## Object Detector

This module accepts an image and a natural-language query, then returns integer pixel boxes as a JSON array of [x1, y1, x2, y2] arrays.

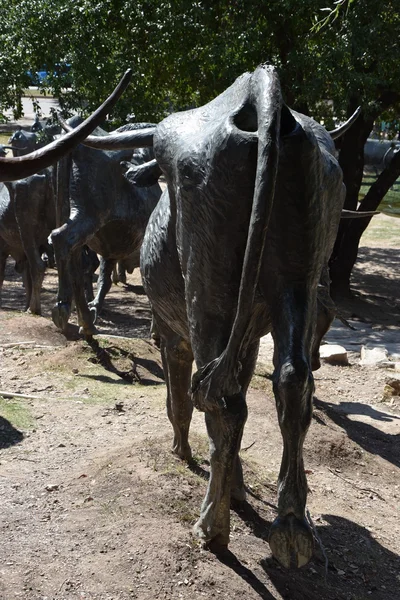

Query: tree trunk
[[329, 106, 375, 297], [330, 148, 400, 297], [329, 90, 400, 297]]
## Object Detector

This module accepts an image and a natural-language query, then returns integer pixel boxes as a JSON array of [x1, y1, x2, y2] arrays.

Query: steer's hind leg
[[20, 262, 33, 311], [230, 340, 260, 502], [82, 247, 99, 303], [51, 219, 96, 333], [69, 249, 98, 337], [193, 390, 248, 549], [117, 262, 127, 284], [268, 288, 315, 568], [23, 243, 45, 315], [312, 266, 336, 370], [158, 318, 194, 461]]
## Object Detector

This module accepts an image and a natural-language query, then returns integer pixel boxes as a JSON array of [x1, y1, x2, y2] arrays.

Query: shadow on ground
[[218, 507, 400, 600], [336, 246, 400, 328], [0, 416, 23, 449], [314, 396, 400, 469]]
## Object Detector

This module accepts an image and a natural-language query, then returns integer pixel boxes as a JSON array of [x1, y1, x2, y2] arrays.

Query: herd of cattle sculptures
[[1, 65, 365, 568]]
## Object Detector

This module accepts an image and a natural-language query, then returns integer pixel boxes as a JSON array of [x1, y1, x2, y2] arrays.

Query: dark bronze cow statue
[[50, 118, 161, 336], [0, 70, 132, 315], [77, 65, 360, 568]]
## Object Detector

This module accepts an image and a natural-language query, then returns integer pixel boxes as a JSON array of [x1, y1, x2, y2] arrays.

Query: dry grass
[[361, 213, 400, 248], [0, 132, 12, 146]]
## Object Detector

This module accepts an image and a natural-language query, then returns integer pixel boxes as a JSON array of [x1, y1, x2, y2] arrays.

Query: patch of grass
[[168, 497, 199, 525], [40, 340, 149, 405], [142, 434, 209, 478], [0, 311, 25, 322], [138, 435, 207, 525], [251, 374, 272, 392], [360, 213, 400, 247], [190, 432, 209, 458], [0, 133, 12, 146], [251, 361, 274, 392], [0, 396, 35, 430]]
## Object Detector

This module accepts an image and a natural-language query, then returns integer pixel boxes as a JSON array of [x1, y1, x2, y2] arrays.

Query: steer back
[[153, 65, 281, 410]]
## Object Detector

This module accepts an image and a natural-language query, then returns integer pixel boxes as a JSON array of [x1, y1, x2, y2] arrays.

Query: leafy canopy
[[0, 0, 399, 128]]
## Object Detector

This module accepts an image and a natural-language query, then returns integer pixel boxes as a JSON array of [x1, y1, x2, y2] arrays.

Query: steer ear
[[122, 159, 162, 187]]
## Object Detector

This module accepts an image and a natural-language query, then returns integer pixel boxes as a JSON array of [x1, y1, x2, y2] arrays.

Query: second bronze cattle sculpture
[[77, 64, 359, 568], [50, 119, 162, 336]]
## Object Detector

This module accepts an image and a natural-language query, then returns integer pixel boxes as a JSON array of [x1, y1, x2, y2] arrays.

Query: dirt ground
[[0, 223, 399, 600]]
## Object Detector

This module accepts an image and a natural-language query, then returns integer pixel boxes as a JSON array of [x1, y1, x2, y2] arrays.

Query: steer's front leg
[[69, 248, 98, 337], [51, 218, 97, 335], [88, 257, 116, 323]]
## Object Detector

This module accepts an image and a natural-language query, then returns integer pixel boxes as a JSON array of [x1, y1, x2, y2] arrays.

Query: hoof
[[27, 307, 41, 316], [172, 443, 192, 462], [204, 537, 229, 555], [269, 514, 313, 568], [52, 302, 71, 332], [311, 355, 321, 371], [193, 521, 229, 552], [78, 323, 98, 337]]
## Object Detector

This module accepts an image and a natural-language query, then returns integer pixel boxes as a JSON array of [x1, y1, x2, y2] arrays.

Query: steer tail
[[192, 65, 281, 411]]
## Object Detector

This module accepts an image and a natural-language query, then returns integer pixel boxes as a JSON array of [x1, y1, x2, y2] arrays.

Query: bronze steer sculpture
[[8, 127, 40, 157], [0, 167, 56, 313], [0, 70, 133, 313], [77, 65, 360, 568], [50, 119, 161, 336]]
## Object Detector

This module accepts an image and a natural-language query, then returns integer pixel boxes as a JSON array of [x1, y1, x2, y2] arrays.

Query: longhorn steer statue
[[7, 119, 61, 157], [0, 167, 56, 313], [364, 137, 400, 175], [77, 65, 360, 568], [0, 142, 102, 316], [50, 119, 162, 336], [8, 128, 38, 157], [0, 70, 133, 312]]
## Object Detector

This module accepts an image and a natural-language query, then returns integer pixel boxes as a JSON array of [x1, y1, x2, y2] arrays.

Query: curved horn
[[0, 69, 132, 182], [59, 116, 155, 150], [341, 209, 380, 218], [328, 107, 361, 140]]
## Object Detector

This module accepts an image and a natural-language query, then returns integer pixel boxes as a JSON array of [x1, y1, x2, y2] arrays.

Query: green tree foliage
[[1, 0, 399, 291], [2, 1, 399, 124]]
